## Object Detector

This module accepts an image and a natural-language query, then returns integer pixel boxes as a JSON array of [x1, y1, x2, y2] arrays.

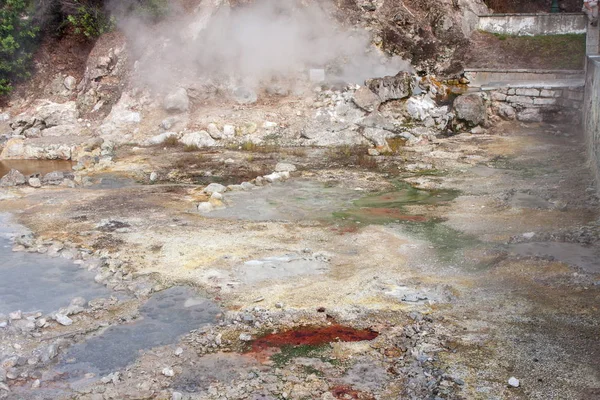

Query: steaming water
[[57, 286, 220, 377], [0, 214, 112, 315]]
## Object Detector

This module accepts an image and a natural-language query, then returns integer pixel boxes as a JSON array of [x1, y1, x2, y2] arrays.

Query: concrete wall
[[478, 13, 587, 36], [583, 56, 600, 190]]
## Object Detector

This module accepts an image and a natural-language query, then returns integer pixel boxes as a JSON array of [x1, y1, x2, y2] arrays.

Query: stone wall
[[583, 56, 600, 190], [482, 84, 584, 123], [464, 69, 585, 87], [478, 13, 587, 36]]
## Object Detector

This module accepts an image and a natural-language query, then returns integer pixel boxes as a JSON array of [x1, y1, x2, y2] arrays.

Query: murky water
[[0, 159, 73, 177], [58, 286, 220, 377], [208, 180, 363, 221], [0, 214, 112, 315], [509, 242, 600, 273]]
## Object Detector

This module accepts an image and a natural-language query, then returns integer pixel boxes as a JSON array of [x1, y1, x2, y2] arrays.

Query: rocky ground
[[1, 119, 599, 400], [1, 1, 599, 399]]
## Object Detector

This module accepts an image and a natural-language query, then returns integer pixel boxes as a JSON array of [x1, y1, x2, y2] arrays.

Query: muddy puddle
[[57, 286, 220, 379], [509, 242, 600, 273], [0, 159, 73, 177], [208, 180, 363, 221], [0, 214, 112, 315]]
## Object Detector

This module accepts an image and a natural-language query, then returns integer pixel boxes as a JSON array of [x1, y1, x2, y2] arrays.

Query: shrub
[[63, 0, 115, 39], [0, 0, 38, 96]]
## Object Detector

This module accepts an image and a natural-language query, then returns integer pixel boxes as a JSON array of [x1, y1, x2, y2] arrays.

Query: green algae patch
[[333, 183, 459, 225]]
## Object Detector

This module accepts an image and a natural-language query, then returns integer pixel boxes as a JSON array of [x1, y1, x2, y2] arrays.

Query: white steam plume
[[115, 0, 412, 92]]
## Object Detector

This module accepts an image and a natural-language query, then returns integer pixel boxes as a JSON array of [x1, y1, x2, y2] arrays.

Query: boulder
[[366, 72, 413, 102], [207, 123, 222, 140], [163, 88, 190, 113], [0, 169, 26, 187], [352, 86, 381, 112], [180, 131, 216, 148], [203, 183, 227, 195], [34, 101, 79, 128], [28, 177, 42, 188], [453, 94, 486, 126]]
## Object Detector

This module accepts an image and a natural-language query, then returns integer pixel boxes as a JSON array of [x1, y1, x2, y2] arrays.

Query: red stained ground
[[250, 325, 379, 352]]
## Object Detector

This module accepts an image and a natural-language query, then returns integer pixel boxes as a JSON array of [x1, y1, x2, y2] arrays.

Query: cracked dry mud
[[1, 121, 599, 400]]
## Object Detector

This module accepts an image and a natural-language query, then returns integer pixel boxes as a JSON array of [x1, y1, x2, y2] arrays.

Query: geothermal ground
[[1, 120, 599, 400]]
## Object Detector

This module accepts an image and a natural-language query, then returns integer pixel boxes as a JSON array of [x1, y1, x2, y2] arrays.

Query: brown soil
[[464, 31, 586, 70], [7, 33, 94, 110]]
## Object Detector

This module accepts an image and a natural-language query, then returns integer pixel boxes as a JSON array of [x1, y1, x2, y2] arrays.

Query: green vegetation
[[483, 32, 586, 70], [65, 1, 115, 39], [0, 0, 39, 95], [0, 0, 170, 97]]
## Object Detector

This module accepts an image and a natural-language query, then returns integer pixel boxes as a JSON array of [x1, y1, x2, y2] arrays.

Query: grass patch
[[479, 32, 585, 70], [162, 135, 180, 147], [228, 141, 280, 153], [326, 145, 380, 170]]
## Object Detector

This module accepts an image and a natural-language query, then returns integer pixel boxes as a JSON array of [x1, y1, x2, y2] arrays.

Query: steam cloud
[[115, 0, 411, 92]]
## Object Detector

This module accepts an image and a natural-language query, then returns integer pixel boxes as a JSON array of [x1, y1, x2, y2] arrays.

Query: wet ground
[[0, 122, 599, 399]]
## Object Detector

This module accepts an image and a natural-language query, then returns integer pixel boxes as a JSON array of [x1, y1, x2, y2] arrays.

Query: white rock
[[55, 314, 73, 326], [223, 125, 236, 138], [180, 131, 216, 148], [197, 202, 214, 213], [279, 171, 290, 181], [64, 76, 77, 91], [31, 379, 40, 389], [239, 333, 252, 341], [263, 121, 278, 129], [240, 182, 255, 190], [207, 123, 222, 140], [174, 347, 184, 356], [211, 192, 223, 200], [263, 173, 281, 183], [203, 183, 227, 194], [8, 311, 22, 320], [35, 318, 47, 328], [150, 172, 158, 182], [508, 377, 520, 388], [522, 232, 535, 239], [275, 163, 296, 172], [28, 177, 42, 188], [172, 392, 183, 400], [162, 367, 175, 377]]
